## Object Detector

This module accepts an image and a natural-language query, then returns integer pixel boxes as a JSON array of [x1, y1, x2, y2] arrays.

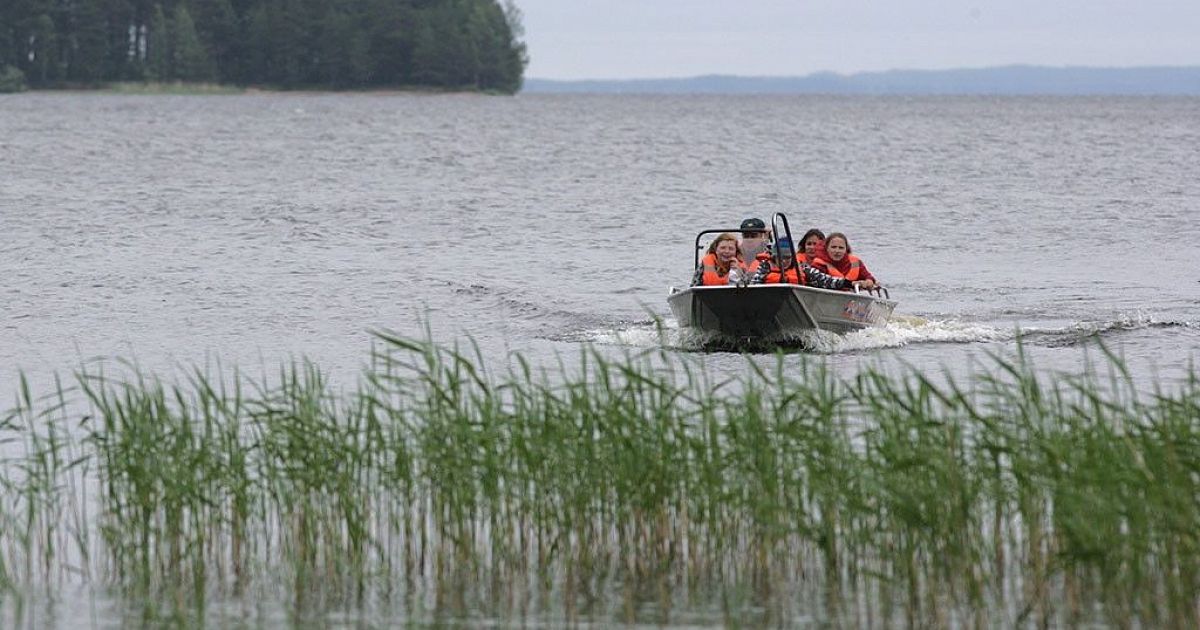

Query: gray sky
[[515, 1, 1200, 80]]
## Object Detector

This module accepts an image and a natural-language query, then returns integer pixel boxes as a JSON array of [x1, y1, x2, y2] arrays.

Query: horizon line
[[527, 63, 1200, 83]]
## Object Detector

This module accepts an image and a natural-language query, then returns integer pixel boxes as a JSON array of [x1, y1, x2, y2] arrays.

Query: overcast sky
[[515, 1, 1200, 80]]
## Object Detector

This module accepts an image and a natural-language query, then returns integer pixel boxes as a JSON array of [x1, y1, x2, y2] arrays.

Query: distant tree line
[[0, 0, 528, 92]]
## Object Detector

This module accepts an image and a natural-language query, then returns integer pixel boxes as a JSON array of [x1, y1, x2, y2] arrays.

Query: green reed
[[1, 334, 1198, 627]]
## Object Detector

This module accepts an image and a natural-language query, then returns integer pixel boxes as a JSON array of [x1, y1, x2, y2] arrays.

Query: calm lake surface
[[1, 92, 1199, 626]]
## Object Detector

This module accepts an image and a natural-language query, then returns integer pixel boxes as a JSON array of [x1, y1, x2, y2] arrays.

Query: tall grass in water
[[0, 335, 1198, 627]]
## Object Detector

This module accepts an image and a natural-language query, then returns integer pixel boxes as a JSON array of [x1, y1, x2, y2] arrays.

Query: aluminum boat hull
[[667, 284, 896, 340]]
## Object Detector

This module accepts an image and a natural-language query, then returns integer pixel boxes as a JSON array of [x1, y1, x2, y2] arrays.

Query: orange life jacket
[[796, 244, 828, 266], [699, 252, 747, 286], [813, 255, 863, 281], [761, 262, 802, 285], [743, 252, 769, 278]]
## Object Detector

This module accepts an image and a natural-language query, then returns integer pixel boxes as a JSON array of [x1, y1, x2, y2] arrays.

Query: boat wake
[[564, 311, 1196, 354], [1018, 313, 1197, 348]]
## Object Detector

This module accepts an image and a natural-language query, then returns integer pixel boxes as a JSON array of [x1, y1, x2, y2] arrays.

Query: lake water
[[1, 92, 1199, 625]]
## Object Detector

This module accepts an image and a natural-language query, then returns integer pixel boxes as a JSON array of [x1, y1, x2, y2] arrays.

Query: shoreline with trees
[[1, 0, 528, 94]]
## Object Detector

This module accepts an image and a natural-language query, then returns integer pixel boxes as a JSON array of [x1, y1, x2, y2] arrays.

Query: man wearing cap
[[738, 217, 771, 265], [752, 237, 851, 290]]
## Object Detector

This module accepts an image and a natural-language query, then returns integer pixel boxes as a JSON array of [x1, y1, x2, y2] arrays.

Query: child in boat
[[697, 233, 745, 285], [797, 228, 828, 265], [751, 238, 851, 290], [809, 232, 878, 291]]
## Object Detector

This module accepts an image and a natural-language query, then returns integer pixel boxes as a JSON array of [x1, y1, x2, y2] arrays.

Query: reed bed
[[1, 335, 1198, 627]]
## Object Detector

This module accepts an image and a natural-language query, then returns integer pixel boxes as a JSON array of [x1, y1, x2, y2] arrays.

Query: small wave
[[1020, 312, 1197, 347], [556, 319, 672, 346]]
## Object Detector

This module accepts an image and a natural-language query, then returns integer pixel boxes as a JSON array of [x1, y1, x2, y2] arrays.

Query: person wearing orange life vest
[[810, 232, 879, 291], [797, 228, 828, 265], [696, 233, 745, 286], [750, 237, 851, 290]]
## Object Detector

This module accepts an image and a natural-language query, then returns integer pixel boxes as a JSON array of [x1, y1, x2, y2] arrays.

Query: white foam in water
[[577, 315, 1016, 353], [573, 309, 1200, 354], [1094, 310, 1178, 332], [590, 321, 680, 348], [811, 316, 1014, 353]]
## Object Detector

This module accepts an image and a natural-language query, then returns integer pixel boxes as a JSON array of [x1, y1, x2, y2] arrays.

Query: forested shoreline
[[0, 0, 527, 93]]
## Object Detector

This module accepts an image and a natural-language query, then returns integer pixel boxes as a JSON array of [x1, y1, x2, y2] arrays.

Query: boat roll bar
[[769, 212, 798, 274]]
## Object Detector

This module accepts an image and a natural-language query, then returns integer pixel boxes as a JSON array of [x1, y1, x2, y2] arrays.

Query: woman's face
[[826, 238, 848, 261], [715, 239, 738, 263], [804, 236, 823, 257]]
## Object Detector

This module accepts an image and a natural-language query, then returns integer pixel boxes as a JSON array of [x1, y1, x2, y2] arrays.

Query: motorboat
[[667, 213, 896, 345]]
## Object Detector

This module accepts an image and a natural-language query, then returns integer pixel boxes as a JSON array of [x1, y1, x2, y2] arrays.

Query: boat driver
[[738, 217, 771, 264]]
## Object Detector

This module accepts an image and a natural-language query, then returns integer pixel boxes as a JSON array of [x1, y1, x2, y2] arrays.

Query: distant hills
[[524, 65, 1200, 95]]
